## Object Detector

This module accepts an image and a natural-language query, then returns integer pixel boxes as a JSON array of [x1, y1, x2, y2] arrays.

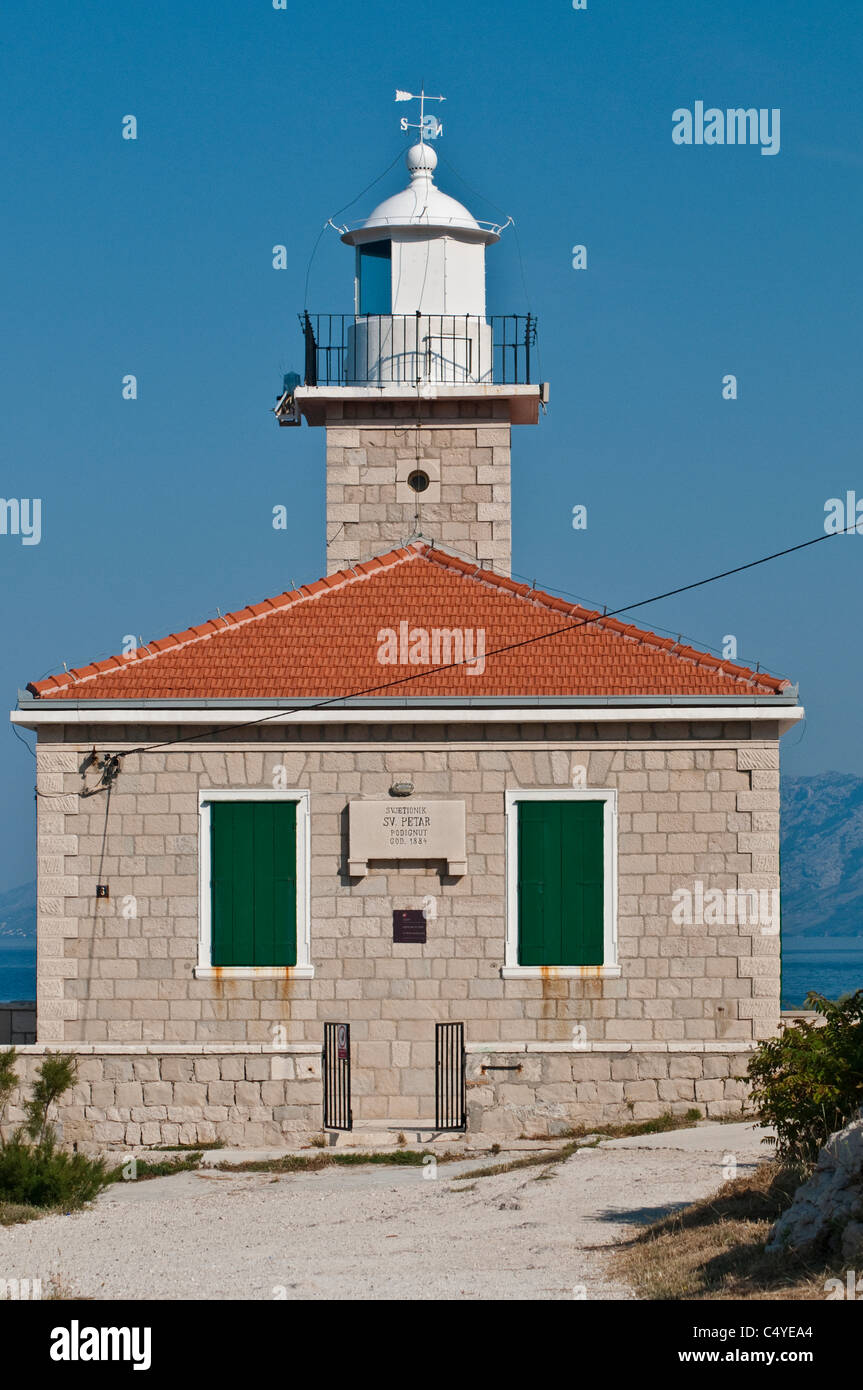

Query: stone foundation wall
[[3, 1042, 754, 1148], [465, 1043, 755, 1138], [3, 1046, 321, 1150]]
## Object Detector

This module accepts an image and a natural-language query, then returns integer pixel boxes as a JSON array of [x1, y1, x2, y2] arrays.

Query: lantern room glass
[[357, 240, 392, 315]]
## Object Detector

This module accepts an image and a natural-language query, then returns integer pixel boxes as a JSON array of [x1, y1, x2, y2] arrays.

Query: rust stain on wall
[[539, 964, 568, 1023]]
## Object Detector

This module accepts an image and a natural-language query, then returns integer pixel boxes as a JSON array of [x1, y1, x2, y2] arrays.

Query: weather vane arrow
[[395, 88, 445, 141]]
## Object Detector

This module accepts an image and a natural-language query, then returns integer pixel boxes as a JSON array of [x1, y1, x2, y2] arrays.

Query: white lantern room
[[339, 142, 502, 386]]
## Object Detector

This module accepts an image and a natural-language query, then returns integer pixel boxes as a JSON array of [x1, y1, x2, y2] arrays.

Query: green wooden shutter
[[210, 802, 297, 966], [517, 801, 558, 966], [517, 800, 605, 966], [559, 801, 604, 965]]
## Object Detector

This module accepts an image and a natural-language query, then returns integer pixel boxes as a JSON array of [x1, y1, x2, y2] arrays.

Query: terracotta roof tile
[[27, 544, 793, 702]]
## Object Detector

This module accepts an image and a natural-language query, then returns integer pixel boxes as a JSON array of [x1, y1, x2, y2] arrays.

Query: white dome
[[406, 141, 437, 174], [341, 144, 499, 245]]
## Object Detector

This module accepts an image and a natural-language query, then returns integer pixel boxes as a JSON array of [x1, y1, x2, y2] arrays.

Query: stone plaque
[[348, 800, 467, 876]]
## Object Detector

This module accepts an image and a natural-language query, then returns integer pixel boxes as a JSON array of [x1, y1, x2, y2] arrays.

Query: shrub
[[746, 989, 863, 1168], [0, 1133, 108, 1208], [23, 1052, 78, 1144], [0, 1048, 108, 1210], [0, 1047, 18, 1126]]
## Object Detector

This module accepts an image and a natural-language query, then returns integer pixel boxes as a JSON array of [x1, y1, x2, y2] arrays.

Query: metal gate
[[322, 1022, 352, 1130], [435, 1022, 466, 1132]]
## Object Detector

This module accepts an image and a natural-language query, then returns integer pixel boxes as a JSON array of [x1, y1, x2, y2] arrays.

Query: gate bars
[[322, 1021, 352, 1130], [322, 1021, 466, 1132], [435, 1021, 467, 1132]]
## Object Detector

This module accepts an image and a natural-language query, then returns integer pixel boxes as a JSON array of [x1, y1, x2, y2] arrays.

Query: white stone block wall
[[2, 1046, 321, 1150], [465, 1044, 756, 1137], [325, 415, 512, 573], [32, 722, 782, 1133], [2, 1041, 755, 1148]]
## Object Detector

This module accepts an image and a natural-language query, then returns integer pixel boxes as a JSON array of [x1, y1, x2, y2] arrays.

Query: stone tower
[[278, 138, 545, 575]]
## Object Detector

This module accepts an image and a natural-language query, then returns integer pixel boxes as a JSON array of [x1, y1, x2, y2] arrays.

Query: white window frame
[[195, 789, 313, 980], [502, 788, 620, 979]]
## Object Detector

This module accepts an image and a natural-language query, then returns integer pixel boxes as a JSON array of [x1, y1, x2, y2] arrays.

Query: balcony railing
[[299, 313, 537, 388]]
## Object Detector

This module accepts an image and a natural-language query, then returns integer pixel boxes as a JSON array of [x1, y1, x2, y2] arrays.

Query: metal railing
[[299, 313, 536, 387]]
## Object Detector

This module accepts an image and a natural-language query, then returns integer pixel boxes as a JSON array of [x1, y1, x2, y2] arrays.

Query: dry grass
[[0, 1200, 46, 1227], [455, 1111, 721, 1182], [453, 1141, 581, 1182], [613, 1161, 840, 1300], [563, 1108, 715, 1141], [212, 1147, 465, 1174]]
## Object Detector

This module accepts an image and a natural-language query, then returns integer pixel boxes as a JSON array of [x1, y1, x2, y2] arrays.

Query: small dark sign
[[336, 1023, 348, 1061], [95, 884, 110, 899], [393, 909, 427, 944]]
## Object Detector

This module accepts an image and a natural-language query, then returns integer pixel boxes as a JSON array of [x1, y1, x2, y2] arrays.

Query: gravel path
[[0, 1122, 768, 1300]]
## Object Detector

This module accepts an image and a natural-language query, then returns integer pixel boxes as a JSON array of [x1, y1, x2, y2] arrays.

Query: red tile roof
[[28, 544, 792, 702]]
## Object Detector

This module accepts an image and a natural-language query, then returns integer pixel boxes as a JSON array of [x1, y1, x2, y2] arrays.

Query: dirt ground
[[0, 1121, 769, 1300]]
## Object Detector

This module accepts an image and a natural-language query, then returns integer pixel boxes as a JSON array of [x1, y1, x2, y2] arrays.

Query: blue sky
[[2, 0, 861, 892]]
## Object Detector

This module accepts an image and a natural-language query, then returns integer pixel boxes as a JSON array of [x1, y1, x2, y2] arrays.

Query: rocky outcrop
[[767, 1111, 863, 1261]]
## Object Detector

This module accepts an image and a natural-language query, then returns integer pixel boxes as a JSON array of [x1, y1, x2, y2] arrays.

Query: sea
[[781, 941, 863, 1010], [1, 942, 862, 1008], [0, 944, 36, 1003]]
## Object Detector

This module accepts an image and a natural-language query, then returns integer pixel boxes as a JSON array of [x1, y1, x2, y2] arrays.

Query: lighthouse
[[277, 99, 546, 576], [15, 90, 795, 1150]]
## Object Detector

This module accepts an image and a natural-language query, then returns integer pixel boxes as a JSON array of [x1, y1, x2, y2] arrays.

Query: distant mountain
[[781, 773, 863, 940], [0, 775, 861, 946], [0, 879, 36, 942]]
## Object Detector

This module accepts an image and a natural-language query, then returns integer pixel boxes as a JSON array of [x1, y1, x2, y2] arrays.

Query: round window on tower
[[407, 470, 430, 494]]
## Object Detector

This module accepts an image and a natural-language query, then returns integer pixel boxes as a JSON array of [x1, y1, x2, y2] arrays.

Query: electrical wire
[[395, 534, 795, 682], [83, 519, 853, 763], [303, 149, 406, 309], [11, 725, 35, 758], [435, 149, 540, 375]]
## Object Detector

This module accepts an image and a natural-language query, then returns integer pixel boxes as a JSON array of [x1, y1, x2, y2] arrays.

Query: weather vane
[[395, 88, 445, 142]]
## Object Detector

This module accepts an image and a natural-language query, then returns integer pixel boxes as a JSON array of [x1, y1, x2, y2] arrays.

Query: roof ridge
[[29, 544, 425, 696], [416, 548, 788, 694], [28, 542, 790, 699]]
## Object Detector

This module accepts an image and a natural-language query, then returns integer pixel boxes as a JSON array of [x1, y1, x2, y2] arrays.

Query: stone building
[[9, 136, 802, 1147]]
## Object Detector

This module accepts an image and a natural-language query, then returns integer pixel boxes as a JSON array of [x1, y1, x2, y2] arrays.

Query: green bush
[[746, 990, 863, 1168], [0, 1047, 108, 1210], [0, 1132, 107, 1208]]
